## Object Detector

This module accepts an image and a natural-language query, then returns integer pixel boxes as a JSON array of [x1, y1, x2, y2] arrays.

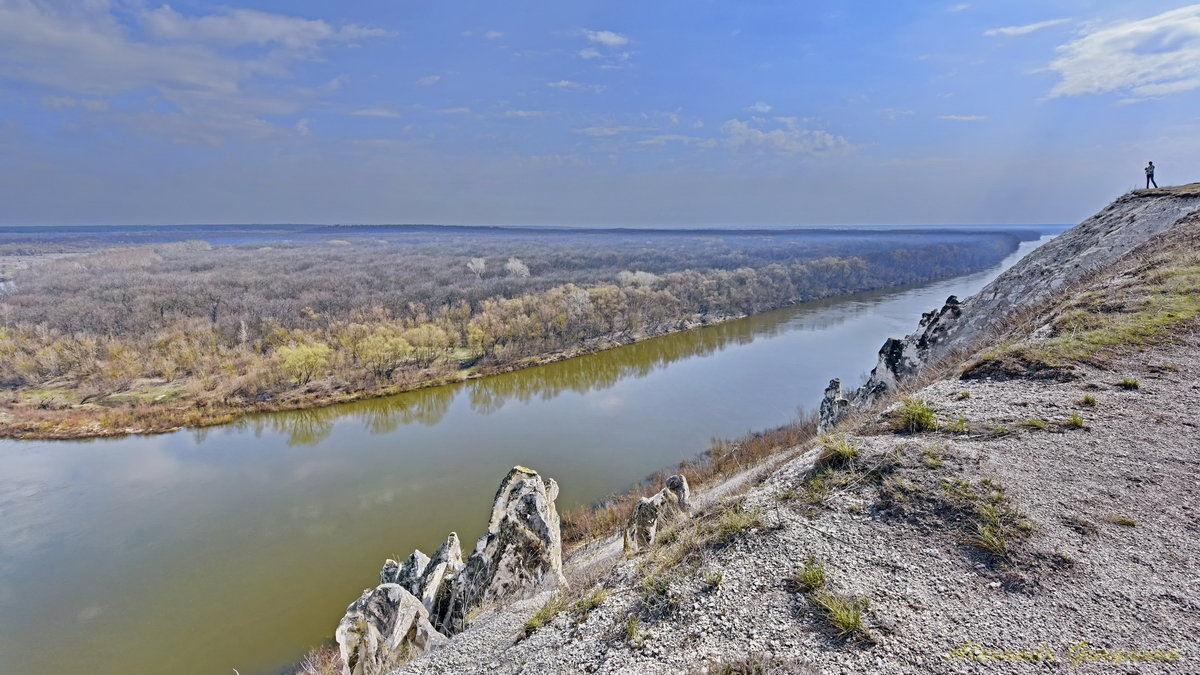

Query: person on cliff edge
[[1145, 161, 1158, 189]]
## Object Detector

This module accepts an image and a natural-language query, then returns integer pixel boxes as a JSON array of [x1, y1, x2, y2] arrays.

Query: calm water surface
[[0, 236, 1050, 674]]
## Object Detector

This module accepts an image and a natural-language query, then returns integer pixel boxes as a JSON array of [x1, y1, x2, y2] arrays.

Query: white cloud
[[295, 118, 312, 136], [0, 2, 393, 145], [949, 4, 970, 12], [879, 108, 916, 119], [42, 95, 108, 111], [721, 118, 850, 154], [416, 75, 440, 86], [638, 134, 702, 146], [483, 30, 505, 40], [1048, 6, 1200, 98], [504, 110, 550, 118], [547, 80, 606, 93], [435, 107, 471, 115], [140, 5, 394, 49], [745, 101, 773, 113], [351, 107, 404, 118], [938, 114, 986, 121], [584, 30, 630, 47], [984, 18, 1069, 38], [579, 47, 603, 60], [577, 125, 641, 136]]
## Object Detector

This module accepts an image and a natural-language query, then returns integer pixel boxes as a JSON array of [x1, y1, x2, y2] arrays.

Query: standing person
[[1145, 161, 1158, 188]]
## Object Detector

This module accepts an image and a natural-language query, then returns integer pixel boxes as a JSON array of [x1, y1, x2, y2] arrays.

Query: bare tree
[[467, 257, 486, 280], [504, 257, 530, 278]]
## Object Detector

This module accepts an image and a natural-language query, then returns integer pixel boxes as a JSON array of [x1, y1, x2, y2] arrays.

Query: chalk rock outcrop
[[335, 584, 448, 675], [336, 466, 566, 673], [433, 466, 568, 635], [818, 378, 851, 433], [623, 474, 691, 554]]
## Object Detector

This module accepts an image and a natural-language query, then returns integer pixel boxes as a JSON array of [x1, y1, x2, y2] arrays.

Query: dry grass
[[563, 416, 816, 546]]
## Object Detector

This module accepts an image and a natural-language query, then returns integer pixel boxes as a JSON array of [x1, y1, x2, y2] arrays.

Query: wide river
[[0, 234, 1052, 674]]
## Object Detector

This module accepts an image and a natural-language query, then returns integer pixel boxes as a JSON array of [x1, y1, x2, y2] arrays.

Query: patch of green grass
[[893, 396, 937, 433], [1109, 515, 1137, 527], [944, 415, 968, 434], [625, 616, 644, 646], [792, 556, 827, 592], [704, 571, 724, 588], [920, 446, 944, 468], [963, 248, 1200, 374], [572, 589, 610, 622], [519, 594, 567, 640], [940, 478, 978, 503], [777, 487, 796, 501], [1021, 417, 1048, 430], [713, 505, 763, 545], [812, 590, 870, 639], [1118, 378, 1140, 390], [815, 434, 859, 470], [1067, 413, 1085, 428], [1078, 394, 1097, 407], [880, 474, 917, 503], [963, 522, 1009, 559], [956, 391, 971, 400]]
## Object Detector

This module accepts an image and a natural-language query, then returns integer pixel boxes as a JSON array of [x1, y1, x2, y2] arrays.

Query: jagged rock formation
[[827, 186, 1200, 412], [623, 474, 691, 554], [335, 466, 565, 674], [433, 466, 568, 635], [818, 378, 851, 433], [335, 584, 447, 675]]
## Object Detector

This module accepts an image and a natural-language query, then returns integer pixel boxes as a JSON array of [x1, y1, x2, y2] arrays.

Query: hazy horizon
[[2, 1, 1197, 227]]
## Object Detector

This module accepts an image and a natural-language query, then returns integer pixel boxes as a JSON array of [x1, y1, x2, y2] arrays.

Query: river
[[0, 234, 1052, 674]]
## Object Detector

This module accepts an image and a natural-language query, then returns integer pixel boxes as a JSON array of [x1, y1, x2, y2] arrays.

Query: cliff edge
[[330, 186, 1200, 675]]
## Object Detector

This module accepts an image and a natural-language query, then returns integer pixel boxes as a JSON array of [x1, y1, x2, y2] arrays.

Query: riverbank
[[382, 191, 1200, 673], [0, 310, 746, 440]]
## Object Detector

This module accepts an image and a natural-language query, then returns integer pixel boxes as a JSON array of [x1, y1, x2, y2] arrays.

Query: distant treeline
[[0, 229, 1018, 435]]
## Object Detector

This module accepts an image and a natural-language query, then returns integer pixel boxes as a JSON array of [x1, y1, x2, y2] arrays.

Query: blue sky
[[1, 1, 1199, 226]]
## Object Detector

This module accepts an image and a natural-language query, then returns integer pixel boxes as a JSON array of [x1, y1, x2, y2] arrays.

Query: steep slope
[[386, 188, 1200, 675], [826, 184, 1200, 418]]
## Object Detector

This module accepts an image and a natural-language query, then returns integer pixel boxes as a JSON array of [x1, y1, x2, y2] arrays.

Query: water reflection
[[241, 286, 916, 446]]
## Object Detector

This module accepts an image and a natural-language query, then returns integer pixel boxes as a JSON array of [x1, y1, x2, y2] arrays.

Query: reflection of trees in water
[[217, 275, 959, 442], [227, 384, 457, 444]]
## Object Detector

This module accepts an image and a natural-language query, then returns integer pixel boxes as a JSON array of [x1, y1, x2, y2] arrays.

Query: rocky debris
[[623, 474, 691, 554], [818, 378, 851, 432], [846, 188, 1200, 406], [335, 467, 565, 674], [335, 583, 447, 675]]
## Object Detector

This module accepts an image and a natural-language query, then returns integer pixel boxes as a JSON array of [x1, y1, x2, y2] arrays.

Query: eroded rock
[[335, 583, 447, 675], [623, 474, 690, 554], [818, 378, 851, 433], [433, 466, 567, 635]]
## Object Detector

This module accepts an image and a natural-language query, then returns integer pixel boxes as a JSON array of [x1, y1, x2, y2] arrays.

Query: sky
[[1, 1, 1199, 227]]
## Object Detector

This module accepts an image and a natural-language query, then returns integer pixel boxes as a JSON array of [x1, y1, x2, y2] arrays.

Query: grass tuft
[[1067, 413, 1085, 428], [893, 396, 937, 433], [1021, 417, 1048, 430], [1109, 515, 1137, 527], [791, 556, 827, 592], [815, 434, 859, 470], [813, 590, 870, 639], [519, 594, 567, 640], [1078, 394, 1097, 407], [1117, 378, 1140, 390]]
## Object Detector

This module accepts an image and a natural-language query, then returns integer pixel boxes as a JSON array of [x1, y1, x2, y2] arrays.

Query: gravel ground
[[396, 326, 1199, 674]]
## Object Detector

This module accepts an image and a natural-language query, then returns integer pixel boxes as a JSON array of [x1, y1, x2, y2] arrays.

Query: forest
[[0, 225, 1030, 437]]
